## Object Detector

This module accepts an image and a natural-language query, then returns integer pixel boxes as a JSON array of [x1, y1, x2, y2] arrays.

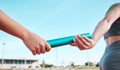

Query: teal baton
[[47, 33, 91, 48]]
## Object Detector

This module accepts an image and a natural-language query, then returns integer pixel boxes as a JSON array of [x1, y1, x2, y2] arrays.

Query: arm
[[0, 10, 51, 55], [0, 10, 33, 39], [71, 4, 120, 50], [92, 5, 120, 42]]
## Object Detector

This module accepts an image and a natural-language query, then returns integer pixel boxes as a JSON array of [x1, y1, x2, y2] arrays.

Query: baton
[[47, 33, 91, 48]]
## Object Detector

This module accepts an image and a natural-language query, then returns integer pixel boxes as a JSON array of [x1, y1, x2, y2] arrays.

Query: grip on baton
[[47, 33, 91, 48]]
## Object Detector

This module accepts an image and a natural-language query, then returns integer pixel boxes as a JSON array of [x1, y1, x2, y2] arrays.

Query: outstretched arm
[[0, 10, 51, 55], [71, 4, 120, 50]]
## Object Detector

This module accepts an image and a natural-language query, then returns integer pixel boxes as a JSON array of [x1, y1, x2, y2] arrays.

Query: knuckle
[[36, 45, 40, 49], [39, 42, 45, 47]]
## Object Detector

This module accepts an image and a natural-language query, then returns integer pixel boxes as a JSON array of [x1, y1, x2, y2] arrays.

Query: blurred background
[[0, 0, 119, 70]]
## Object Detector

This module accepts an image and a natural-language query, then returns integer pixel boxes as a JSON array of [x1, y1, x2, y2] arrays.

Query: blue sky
[[0, 0, 120, 66]]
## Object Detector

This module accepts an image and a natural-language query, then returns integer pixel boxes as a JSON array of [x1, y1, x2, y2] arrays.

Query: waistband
[[105, 40, 120, 52], [107, 40, 120, 47]]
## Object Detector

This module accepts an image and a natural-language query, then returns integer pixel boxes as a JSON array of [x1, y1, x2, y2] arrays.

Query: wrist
[[19, 31, 33, 41]]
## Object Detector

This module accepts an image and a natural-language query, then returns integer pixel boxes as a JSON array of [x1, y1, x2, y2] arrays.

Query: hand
[[22, 33, 51, 55], [71, 35, 95, 50]]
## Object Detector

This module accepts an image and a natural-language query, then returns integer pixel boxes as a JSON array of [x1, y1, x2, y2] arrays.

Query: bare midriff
[[105, 36, 120, 46]]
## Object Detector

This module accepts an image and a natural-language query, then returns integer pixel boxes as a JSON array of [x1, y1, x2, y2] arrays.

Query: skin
[[71, 4, 120, 50], [0, 10, 51, 55]]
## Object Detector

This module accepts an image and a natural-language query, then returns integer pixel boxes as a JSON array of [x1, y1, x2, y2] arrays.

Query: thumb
[[70, 43, 77, 46]]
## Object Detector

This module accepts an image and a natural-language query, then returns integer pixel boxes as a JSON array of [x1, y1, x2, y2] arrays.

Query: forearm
[[92, 18, 112, 42], [0, 10, 32, 40], [0, 10, 51, 55]]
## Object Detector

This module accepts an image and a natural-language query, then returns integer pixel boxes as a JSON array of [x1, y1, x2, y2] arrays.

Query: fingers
[[74, 35, 93, 50], [75, 36, 89, 50], [32, 50, 36, 55], [70, 43, 77, 46], [77, 35, 90, 47], [36, 45, 41, 54], [32, 42, 51, 55], [45, 42, 51, 52], [39, 42, 46, 54]]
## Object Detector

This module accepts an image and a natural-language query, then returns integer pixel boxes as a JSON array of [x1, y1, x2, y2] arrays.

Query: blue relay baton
[[47, 33, 91, 48]]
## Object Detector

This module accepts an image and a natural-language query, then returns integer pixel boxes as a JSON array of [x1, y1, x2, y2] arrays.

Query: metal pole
[[24, 57, 26, 69], [56, 48, 58, 66], [2, 42, 6, 69], [87, 50, 90, 70]]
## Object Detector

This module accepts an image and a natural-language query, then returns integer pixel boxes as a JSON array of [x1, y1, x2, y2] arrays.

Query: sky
[[0, 0, 120, 66]]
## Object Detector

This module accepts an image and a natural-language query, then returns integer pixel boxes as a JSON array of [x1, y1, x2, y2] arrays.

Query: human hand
[[71, 35, 95, 50], [22, 33, 51, 55]]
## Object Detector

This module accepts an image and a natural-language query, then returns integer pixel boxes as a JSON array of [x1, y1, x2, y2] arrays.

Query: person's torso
[[104, 18, 120, 39], [104, 3, 120, 39], [104, 3, 120, 45]]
